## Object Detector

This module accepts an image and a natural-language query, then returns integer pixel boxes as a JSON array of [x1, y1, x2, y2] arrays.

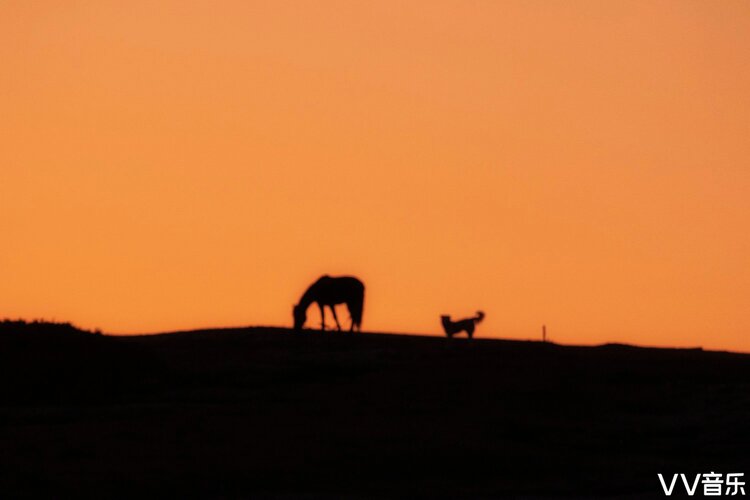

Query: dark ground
[[1, 322, 749, 498]]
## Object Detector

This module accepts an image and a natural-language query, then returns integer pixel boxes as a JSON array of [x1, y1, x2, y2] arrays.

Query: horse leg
[[330, 305, 342, 331], [319, 303, 326, 331], [344, 303, 353, 332]]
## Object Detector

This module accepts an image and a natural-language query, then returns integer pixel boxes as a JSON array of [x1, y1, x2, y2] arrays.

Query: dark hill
[[1, 325, 749, 498]]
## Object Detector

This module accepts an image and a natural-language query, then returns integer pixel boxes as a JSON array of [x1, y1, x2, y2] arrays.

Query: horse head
[[292, 303, 307, 330]]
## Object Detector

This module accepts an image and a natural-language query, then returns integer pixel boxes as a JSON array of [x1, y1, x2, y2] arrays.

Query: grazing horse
[[293, 275, 365, 332]]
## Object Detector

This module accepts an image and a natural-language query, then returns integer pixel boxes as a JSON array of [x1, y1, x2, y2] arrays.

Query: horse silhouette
[[293, 275, 365, 332]]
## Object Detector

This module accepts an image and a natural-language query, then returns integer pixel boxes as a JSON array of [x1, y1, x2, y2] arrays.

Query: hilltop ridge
[[1, 324, 749, 497]]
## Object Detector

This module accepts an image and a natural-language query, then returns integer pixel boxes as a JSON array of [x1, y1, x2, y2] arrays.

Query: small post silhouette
[[542, 324, 546, 343]]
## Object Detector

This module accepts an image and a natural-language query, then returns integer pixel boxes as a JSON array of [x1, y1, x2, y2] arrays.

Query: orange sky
[[2, 1, 749, 350]]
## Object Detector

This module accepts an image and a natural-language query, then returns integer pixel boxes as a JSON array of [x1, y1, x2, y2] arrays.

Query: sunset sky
[[2, 1, 749, 350]]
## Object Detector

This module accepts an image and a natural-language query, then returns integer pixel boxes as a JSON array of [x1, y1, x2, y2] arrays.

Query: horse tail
[[475, 311, 485, 323], [350, 284, 365, 331]]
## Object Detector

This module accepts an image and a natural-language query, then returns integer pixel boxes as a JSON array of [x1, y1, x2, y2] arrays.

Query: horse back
[[315, 275, 364, 304]]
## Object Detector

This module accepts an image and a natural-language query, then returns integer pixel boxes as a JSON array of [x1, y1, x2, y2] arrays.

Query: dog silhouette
[[441, 311, 484, 339]]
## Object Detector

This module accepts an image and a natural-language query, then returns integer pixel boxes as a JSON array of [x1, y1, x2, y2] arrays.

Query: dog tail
[[475, 311, 485, 323]]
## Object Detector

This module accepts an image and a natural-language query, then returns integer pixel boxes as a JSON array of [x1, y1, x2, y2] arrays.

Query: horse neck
[[298, 286, 319, 308]]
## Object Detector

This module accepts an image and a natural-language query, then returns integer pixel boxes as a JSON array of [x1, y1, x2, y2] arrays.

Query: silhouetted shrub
[[0, 319, 98, 336]]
